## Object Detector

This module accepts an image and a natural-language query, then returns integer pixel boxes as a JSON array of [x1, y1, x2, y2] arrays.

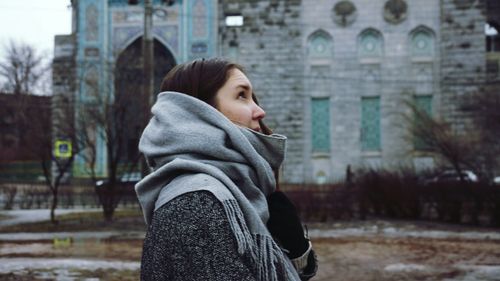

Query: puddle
[[0, 258, 140, 281], [0, 257, 140, 272]]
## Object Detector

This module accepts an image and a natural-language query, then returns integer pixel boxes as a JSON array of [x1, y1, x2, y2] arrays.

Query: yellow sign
[[54, 140, 72, 158]]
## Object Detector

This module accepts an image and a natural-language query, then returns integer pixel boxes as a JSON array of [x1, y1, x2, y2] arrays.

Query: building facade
[[54, 0, 499, 183], [218, 0, 498, 183], [0, 93, 52, 182], [54, 0, 219, 178]]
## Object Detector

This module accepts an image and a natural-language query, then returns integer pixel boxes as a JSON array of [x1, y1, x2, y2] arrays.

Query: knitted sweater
[[141, 191, 257, 280], [141, 191, 317, 281]]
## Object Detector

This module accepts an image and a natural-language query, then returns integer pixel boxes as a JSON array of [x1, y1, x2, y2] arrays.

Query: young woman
[[136, 58, 317, 281]]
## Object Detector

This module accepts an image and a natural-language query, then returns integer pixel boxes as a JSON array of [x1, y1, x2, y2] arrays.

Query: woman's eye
[[238, 92, 246, 99]]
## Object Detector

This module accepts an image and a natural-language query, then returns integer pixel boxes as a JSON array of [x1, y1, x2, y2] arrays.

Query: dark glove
[[266, 191, 309, 259], [300, 250, 318, 280]]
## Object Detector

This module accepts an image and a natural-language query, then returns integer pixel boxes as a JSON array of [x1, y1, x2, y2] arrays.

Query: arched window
[[307, 30, 333, 58], [358, 28, 383, 58], [410, 27, 435, 58]]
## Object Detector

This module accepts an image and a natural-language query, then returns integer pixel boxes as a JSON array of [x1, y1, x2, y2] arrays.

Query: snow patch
[[0, 231, 145, 241], [0, 209, 101, 226], [0, 257, 140, 273], [384, 263, 428, 272], [309, 227, 500, 241]]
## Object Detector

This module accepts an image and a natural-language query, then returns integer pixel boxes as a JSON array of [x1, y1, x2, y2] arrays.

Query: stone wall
[[56, 0, 493, 184], [301, 0, 441, 181], [218, 0, 306, 183], [439, 0, 486, 131], [219, 0, 445, 183]]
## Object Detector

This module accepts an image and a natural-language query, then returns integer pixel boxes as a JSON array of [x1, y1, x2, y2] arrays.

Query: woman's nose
[[253, 104, 266, 120]]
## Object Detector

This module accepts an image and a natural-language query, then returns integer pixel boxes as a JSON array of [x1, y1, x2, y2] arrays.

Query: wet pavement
[[0, 231, 145, 241], [0, 208, 102, 226], [0, 208, 144, 280], [2, 210, 500, 280], [0, 257, 140, 272]]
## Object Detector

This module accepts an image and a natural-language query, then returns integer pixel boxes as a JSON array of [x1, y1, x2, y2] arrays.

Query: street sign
[[54, 140, 72, 158]]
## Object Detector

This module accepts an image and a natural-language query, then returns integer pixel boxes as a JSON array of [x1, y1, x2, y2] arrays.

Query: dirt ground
[[1, 220, 500, 280], [312, 237, 500, 281]]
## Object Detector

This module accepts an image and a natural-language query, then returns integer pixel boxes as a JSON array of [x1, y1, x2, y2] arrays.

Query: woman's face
[[214, 68, 266, 132]]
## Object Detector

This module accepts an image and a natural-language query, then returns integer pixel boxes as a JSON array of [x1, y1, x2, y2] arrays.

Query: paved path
[[308, 226, 500, 240], [0, 231, 145, 241], [0, 208, 101, 226], [0, 257, 140, 273]]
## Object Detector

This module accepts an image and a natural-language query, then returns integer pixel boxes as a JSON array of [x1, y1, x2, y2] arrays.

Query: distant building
[[0, 93, 51, 182], [54, 0, 219, 179], [54, 0, 500, 183]]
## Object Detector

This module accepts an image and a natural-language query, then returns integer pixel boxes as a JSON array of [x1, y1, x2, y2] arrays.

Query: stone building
[[0, 93, 52, 182], [218, 0, 499, 183], [54, 0, 219, 178], [54, 0, 499, 183]]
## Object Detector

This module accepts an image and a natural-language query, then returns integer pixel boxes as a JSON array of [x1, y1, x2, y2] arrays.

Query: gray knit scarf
[[135, 91, 301, 281]]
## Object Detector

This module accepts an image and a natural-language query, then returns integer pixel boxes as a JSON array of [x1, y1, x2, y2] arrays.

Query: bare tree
[[0, 40, 49, 95], [32, 95, 79, 224], [403, 98, 480, 182], [76, 38, 174, 221], [0, 40, 75, 224], [77, 61, 142, 221]]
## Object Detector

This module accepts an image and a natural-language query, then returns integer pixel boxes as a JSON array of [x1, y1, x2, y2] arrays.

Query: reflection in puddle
[[0, 257, 140, 281], [0, 238, 142, 280]]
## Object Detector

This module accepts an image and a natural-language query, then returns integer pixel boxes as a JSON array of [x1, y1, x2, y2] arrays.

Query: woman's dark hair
[[160, 57, 272, 135], [160, 57, 242, 105]]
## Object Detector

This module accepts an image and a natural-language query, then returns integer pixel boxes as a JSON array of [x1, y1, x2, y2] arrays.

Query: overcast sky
[[0, 0, 72, 58]]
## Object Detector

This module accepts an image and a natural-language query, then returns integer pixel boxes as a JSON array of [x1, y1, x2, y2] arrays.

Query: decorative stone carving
[[332, 1, 357, 27], [193, 0, 208, 38], [153, 26, 179, 53], [84, 47, 100, 57], [309, 66, 331, 95], [113, 26, 142, 51], [191, 42, 208, 54], [307, 30, 333, 58], [362, 66, 381, 82], [411, 29, 434, 57], [453, 0, 475, 9], [358, 29, 383, 58], [85, 5, 98, 41], [113, 9, 177, 24], [383, 0, 407, 25], [413, 63, 433, 94]]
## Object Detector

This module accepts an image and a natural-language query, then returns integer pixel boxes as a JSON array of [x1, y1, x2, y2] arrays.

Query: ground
[[313, 237, 500, 281], [1, 210, 500, 280]]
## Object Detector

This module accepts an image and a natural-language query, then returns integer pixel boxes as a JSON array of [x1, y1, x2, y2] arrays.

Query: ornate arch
[[409, 26, 436, 57], [358, 28, 384, 58], [307, 29, 333, 58], [113, 26, 179, 61], [117, 34, 178, 63], [114, 37, 177, 161]]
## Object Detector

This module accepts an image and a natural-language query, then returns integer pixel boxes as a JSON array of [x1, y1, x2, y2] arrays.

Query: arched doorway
[[115, 37, 176, 162]]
